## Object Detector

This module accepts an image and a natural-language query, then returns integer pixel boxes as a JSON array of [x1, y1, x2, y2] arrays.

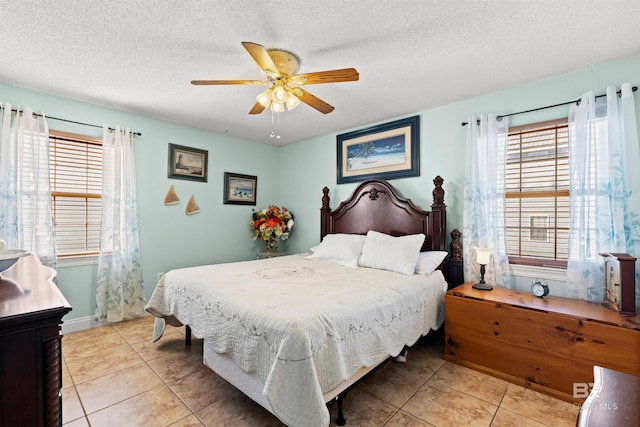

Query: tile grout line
[[61, 354, 92, 427], [64, 322, 171, 426], [121, 323, 208, 426], [395, 358, 448, 426], [115, 323, 200, 427], [486, 382, 510, 426]]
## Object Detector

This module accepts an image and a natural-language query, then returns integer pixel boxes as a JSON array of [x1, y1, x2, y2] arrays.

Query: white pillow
[[415, 251, 448, 275], [358, 231, 425, 275], [305, 234, 366, 268]]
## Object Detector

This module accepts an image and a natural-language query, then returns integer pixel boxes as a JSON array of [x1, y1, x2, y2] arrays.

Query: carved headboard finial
[[321, 187, 330, 209], [432, 175, 445, 208], [449, 228, 462, 261]]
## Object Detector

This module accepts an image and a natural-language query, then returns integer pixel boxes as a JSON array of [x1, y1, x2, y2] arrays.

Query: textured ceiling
[[1, 1, 639, 146]]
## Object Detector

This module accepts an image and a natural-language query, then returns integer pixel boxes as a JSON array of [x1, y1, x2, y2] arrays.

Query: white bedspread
[[145, 254, 447, 427]]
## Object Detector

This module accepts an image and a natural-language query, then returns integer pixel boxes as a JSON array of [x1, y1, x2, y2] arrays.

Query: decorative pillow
[[358, 231, 425, 275], [305, 233, 366, 268], [415, 251, 448, 275]]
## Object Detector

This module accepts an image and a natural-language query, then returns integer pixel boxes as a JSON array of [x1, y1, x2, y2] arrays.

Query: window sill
[[57, 255, 99, 268], [509, 263, 567, 282]]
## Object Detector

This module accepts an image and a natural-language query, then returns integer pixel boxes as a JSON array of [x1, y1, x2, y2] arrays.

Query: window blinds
[[505, 119, 569, 263], [49, 131, 102, 257]]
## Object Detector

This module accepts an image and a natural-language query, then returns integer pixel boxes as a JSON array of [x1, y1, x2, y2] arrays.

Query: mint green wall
[[1, 82, 281, 320], [280, 55, 640, 260], [2, 54, 639, 321]]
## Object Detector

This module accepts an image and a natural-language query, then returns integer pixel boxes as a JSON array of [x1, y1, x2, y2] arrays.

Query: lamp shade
[[474, 247, 492, 265], [271, 101, 284, 113], [272, 86, 287, 103], [285, 92, 300, 110], [256, 89, 272, 108]]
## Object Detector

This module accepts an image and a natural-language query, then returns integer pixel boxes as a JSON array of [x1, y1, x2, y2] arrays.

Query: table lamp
[[473, 247, 493, 291]]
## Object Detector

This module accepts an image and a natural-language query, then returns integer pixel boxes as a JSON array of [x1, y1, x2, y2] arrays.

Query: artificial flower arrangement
[[250, 205, 294, 252]]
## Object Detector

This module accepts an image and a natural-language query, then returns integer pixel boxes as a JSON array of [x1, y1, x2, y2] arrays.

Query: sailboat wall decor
[[164, 185, 180, 205], [185, 195, 200, 215]]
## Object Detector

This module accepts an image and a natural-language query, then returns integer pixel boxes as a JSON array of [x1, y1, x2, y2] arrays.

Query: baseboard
[[61, 313, 152, 334], [61, 316, 105, 334]]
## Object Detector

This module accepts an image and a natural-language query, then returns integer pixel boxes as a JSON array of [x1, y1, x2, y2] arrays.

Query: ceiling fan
[[191, 41, 359, 115]]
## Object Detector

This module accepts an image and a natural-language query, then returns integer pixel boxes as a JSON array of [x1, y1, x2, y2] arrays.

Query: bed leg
[[185, 325, 192, 346], [393, 346, 408, 363], [335, 394, 346, 426]]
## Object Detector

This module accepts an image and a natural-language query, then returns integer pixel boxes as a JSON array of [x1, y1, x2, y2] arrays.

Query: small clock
[[531, 278, 549, 298]]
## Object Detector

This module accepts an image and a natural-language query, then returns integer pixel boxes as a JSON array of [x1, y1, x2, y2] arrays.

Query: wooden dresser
[[444, 283, 640, 403], [0, 255, 71, 427]]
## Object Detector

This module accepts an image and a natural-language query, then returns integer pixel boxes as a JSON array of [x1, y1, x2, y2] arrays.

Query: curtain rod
[[2, 106, 142, 136], [41, 114, 143, 136], [461, 86, 638, 126]]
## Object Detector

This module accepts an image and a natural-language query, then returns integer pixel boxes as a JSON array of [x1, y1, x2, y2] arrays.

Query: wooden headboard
[[320, 176, 463, 287]]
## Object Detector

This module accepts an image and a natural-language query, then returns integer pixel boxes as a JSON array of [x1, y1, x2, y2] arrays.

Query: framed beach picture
[[223, 172, 257, 205], [336, 115, 420, 184], [167, 143, 208, 182]]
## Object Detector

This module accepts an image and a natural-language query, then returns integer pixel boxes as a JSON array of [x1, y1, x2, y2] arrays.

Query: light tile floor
[[61, 316, 580, 427]]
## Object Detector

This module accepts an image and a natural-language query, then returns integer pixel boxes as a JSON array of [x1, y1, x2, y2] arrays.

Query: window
[[529, 215, 550, 242], [505, 119, 569, 268], [49, 130, 102, 258]]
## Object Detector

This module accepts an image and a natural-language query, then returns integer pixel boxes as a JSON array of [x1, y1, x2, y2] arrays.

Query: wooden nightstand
[[444, 283, 640, 403]]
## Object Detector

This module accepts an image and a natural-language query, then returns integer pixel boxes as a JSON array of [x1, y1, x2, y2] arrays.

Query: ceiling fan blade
[[191, 79, 265, 85], [248, 102, 266, 115], [241, 41, 280, 76], [295, 88, 335, 114], [290, 68, 359, 85]]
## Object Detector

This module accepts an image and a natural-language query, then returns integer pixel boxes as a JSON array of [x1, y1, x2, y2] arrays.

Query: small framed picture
[[223, 172, 257, 205], [600, 252, 637, 314], [168, 143, 208, 182]]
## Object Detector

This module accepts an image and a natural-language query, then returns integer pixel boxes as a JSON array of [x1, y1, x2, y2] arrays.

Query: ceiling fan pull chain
[[270, 110, 281, 139], [270, 110, 275, 137]]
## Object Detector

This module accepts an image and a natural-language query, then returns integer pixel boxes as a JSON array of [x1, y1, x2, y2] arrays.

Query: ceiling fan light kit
[[256, 84, 301, 112], [191, 41, 359, 115]]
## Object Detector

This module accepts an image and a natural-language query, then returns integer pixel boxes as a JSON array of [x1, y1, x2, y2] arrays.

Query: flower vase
[[265, 237, 279, 253]]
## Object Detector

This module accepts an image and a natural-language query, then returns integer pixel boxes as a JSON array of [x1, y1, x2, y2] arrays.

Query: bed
[[146, 177, 463, 427]]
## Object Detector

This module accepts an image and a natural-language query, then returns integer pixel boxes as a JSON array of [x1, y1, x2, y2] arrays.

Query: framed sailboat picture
[[336, 115, 420, 184], [223, 172, 257, 205]]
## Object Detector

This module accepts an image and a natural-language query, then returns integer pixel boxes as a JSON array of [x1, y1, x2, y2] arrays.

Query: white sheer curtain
[[463, 114, 513, 287], [0, 103, 56, 267], [95, 125, 145, 322], [567, 83, 640, 305]]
